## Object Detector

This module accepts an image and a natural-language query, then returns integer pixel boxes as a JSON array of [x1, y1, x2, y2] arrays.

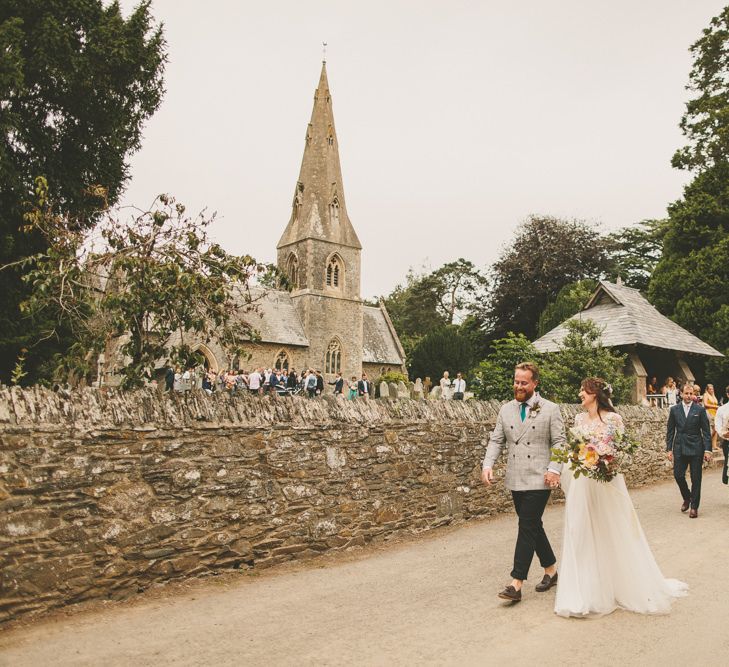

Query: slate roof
[[233, 287, 309, 347], [533, 280, 723, 357], [362, 305, 406, 364]]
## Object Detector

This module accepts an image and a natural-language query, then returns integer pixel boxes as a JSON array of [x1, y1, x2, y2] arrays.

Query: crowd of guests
[[164, 366, 374, 400], [647, 375, 726, 451]]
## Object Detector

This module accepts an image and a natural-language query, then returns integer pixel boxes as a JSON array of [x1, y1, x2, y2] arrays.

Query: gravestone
[[429, 386, 442, 400], [397, 381, 409, 399], [379, 382, 390, 399], [389, 382, 399, 399]]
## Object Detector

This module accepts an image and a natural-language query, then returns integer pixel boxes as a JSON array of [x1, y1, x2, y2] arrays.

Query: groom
[[481, 362, 565, 603]]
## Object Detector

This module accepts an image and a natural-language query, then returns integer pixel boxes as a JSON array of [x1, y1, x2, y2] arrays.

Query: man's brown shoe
[[681, 500, 690, 512], [689, 508, 698, 518], [535, 572, 558, 592], [497, 585, 522, 602]]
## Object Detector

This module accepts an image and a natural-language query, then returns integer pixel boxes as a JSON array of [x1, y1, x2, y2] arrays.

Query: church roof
[[533, 280, 723, 357], [277, 62, 362, 251], [363, 305, 406, 365], [233, 287, 309, 347]]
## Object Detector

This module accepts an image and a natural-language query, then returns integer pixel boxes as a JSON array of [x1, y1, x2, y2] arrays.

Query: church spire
[[277, 62, 361, 250]]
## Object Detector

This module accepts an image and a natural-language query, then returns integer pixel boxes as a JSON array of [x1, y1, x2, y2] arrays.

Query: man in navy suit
[[666, 383, 713, 518]]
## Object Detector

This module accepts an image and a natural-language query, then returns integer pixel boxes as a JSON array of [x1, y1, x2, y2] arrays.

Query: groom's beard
[[514, 388, 535, 402]]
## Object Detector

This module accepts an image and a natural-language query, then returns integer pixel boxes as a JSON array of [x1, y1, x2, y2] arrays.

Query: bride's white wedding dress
[[555, 411, 688, 617]]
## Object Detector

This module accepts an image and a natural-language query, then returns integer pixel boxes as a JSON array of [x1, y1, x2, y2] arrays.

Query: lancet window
[[325, 339, 341, 374], [326, 255, 342, 289], [274, 349, 290, 371], [287, 254, 299, 289]]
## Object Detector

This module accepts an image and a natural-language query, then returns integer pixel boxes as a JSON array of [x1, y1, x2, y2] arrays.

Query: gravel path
[[2, 469, 728, 666]]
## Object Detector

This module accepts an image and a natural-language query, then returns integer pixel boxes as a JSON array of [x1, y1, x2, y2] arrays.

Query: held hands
[[703, 451, 713, 463], [667, 451, 673, 462], [481, 467, 494, 486], [544, 471, 560, 489]]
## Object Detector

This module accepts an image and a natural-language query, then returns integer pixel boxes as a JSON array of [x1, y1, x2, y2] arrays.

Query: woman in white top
[[662, 377, 678, 406]]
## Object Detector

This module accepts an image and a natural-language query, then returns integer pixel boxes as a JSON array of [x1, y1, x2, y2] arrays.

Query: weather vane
[[322, 41, 327, 63]]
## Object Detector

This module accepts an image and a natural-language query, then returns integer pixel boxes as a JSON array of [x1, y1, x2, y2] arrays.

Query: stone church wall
[[0, 388, 673, 624]]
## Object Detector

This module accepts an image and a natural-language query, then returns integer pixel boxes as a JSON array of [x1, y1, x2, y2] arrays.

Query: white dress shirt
[[716, 402, 729, 440]]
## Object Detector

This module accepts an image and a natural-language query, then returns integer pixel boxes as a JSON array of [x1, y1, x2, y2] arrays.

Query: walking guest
[[423, 376, 432, 396], [666, 383, 712, 518], [305, 369, 318, 398], [453, 372, 466, 400], [248, 367, 262, 394], [329, 372, 344, 395], [702, 384, 720, 451], [357, 372, 370, 399], [287, 368, 298, 390], [348, 376, 358, 400], [315, 370, 324, 396], [715, 385, 729, 486]]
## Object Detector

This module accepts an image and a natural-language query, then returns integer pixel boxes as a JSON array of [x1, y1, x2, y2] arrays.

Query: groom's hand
[[481, 467, 494, 485], [704, 451, 713, 463], [667, 451, 673, 462]]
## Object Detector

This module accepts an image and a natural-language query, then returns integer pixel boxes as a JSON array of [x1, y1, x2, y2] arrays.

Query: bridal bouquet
[[551, 425, 639, 483]]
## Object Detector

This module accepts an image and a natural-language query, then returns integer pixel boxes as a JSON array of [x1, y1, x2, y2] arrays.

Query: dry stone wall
[[0, 388, 673, 623]]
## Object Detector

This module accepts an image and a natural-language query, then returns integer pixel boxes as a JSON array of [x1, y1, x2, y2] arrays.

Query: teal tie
[[520, 402, 527, 422]]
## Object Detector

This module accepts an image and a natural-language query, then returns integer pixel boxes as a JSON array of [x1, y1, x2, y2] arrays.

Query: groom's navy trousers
[[510, 489, 555, 580]]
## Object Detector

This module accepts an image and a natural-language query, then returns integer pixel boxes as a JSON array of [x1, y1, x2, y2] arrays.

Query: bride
[[555, 377, 688, 617]]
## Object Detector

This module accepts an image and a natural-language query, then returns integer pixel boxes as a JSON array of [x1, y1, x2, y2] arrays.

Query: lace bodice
[[573, 411, 624, 437]]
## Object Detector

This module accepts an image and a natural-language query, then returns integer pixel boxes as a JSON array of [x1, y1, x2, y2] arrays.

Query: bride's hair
[[581, 377, 616, 418]]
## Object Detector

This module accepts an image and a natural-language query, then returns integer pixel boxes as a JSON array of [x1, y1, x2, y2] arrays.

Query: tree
[[604, 219, 667, 291], [380, 259, 488, 356], [488, 215, 611, 341], [0, 1, 166, 383], [672, 7, 729, 172], [470, 333, 542, 401], [17, 183, 265, 388], [542, 320, 631, 404], [648, 6, 729, 391], [407, 326, 474, 384], [428, 259, 489, 324], [537, 280, 597, 337]]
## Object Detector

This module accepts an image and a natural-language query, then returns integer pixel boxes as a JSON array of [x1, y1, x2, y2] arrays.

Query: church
[[178, 63, 406, 381]]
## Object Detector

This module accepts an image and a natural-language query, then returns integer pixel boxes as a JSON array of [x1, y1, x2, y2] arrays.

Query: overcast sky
[[115, 0, 725, 299]]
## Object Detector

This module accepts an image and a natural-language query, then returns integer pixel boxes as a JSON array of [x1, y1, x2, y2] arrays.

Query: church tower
[[277, 62, 363, 380]]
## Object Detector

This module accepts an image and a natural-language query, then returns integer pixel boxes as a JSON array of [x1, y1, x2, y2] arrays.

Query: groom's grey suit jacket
[[482, 396, 565, 491]]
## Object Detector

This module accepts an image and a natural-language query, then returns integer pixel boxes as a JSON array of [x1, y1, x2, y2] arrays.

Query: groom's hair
[[515, 362, 539, 382]]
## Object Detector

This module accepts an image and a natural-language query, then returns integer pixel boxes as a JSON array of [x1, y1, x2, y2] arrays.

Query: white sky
[[116, 0, 725, 299]]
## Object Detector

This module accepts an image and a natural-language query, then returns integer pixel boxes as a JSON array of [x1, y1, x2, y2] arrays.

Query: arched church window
[[274, 349, 290, 371], [287, 254, 299, 289], [326, 255, 343, 289], [325, 339, 341, 374], [329, 196, 340, 226]]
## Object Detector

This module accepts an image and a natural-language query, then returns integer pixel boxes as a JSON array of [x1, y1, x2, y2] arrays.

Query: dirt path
[[2, 469, 728, 667]]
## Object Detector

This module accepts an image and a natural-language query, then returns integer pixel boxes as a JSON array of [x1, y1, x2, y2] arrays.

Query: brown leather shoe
[[689, 508, 698, 518], [535, 572, 558, 592], [681, 500, 690, 512], [497, 585, 522, 602]]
